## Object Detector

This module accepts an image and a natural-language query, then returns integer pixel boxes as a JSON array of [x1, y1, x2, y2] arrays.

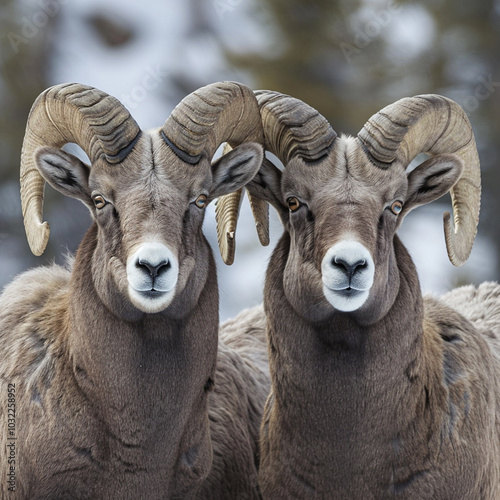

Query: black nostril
[[156, 260, 171, 276], [137, 259, 170, 279], [333, 257, 366, 278]]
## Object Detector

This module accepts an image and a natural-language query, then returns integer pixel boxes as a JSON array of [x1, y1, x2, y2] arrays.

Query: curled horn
[[214, 145, 270, 265], [255, 90, 337, 164], [20, 83, 141, 256], [161, 81, 263, 163], [358, 94, 481, 266], [161, 81, 264, 265], [215, 145, 243, 266], [215, 90, 337, 264]]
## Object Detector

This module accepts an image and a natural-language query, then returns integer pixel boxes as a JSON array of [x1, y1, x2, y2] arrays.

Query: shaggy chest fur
[[0, 265, 215, 499], [259, 240, 500, 499], [11, 371, 201, 499], [261, 309, 500, 499], [0, 264, 271, 500]]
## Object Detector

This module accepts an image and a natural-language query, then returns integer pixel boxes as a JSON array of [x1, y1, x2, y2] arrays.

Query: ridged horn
[[215, 90, 336, 264], [161, 82, 264, 265], [215, 144, 242, 266], [217, 90, 336, 264], [215, 90, 335, 264], [20, 83, 141, 256], [255, 90, 337, 164], [358, 94, 480, 266], [248, 193, 270, 247], [161, 81, 263, 162], [215, 144, 270, 265]]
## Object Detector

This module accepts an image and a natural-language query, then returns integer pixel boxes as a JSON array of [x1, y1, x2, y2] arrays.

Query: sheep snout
[[126, 242, 179, 312], [321, 240, 374, 312]]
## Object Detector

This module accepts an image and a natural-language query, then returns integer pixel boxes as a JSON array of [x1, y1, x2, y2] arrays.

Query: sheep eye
[[93, 195, 107, 209], [288, 197, 301, 212], [195, 194, 208, 209], [390, 200, 403, 215]]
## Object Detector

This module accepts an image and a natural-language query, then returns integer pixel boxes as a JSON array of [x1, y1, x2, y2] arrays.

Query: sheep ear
[[401, 154, 464, 219], [208, 142, 264, 200], [35, 146, 92, 205], [245, 157, 287, 222]]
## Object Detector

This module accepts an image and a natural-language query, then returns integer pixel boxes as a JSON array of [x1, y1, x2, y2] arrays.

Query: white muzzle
[[321, 240, 374, 312], [126, 242, 179, 313]]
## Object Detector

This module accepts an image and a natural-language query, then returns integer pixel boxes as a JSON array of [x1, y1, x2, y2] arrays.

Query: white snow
[[3, 0, 494, 320]]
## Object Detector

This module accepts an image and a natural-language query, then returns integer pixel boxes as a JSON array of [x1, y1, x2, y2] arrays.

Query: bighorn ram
[[221, 91, 500, 498], [0, 82, 270, 499]]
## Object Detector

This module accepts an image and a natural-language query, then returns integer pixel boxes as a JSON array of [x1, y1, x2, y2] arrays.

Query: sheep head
[[20, 82, 263, 317], [236, 92, 480, 324]]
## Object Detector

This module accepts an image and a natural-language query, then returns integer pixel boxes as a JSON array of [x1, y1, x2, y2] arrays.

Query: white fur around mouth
[[321, 240, 375, 312], [126, 242, 179, 313], [128, 287, 177, 313], [322, 285, 370, 312]]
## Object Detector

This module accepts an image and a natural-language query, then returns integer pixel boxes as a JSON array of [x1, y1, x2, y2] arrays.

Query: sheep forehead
[[88, 132, 214, 255], [283, 136, 404, 206], [333, 135, 405, 190], [92, 131, 211, 207]]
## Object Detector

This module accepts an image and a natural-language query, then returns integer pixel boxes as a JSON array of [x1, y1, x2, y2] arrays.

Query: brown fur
[[247, 135, 500, 498], [0, 131, 269, 498], [201, 306, 270, 498]]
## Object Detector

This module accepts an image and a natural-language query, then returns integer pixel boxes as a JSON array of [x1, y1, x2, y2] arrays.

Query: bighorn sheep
[[0, 82, 270, 499], [221, 91, 500, 498]]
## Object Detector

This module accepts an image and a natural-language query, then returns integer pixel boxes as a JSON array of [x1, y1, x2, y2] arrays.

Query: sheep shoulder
[[200, 305, 270, 499], [0, 263, 105, 497], [437, 281, 500, 433], [219, 304, 268, 381], [416, 286, 500, 496], [428, 282, 500, 419], [0, 263, 72, 381], [440, 282, 500, 342]]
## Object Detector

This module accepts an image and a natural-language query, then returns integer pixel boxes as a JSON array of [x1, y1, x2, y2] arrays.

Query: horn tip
[[27, 221, 50, 256], [255, 223, 270, 246], [443, 211, 471, 267], [219, 235, 235, 265]]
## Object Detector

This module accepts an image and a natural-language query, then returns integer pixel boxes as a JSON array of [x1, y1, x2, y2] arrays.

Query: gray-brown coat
[[230, 91, 500, 498], [0, 82, 269, 499]]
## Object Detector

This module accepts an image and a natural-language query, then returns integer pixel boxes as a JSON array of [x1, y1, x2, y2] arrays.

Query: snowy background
[[1, 0, 499, 320]]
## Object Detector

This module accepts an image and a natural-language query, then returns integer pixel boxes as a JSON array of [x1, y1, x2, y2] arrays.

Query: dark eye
[[93, 195, 107, 209], [390, 200, 403, 215], [195, 194, 208, 209], [288, 197, 301, 212]]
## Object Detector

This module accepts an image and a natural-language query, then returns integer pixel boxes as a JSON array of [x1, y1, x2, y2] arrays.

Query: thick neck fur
[[261, 233, 444, 498], [66, 224, 218, 496]]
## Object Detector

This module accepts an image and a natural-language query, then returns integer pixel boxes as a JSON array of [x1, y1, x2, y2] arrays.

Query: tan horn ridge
[[358, 94, 481, 266], [214, 90, 337, 265], [162, 82, 265, 265], [20, 83, 141, 256], [255, 90, 337, 165], [161, 81, 263, 163]]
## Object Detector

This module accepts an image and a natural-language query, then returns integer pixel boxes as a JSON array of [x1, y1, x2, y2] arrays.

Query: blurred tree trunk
[[0, 1, 54, 275], [220, 0, 500, 283]]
